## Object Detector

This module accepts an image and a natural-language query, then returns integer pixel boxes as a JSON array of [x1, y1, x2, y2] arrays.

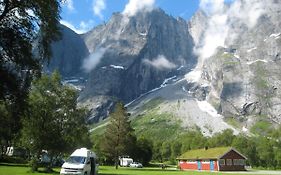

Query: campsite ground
[[1, 164, 281, 175]]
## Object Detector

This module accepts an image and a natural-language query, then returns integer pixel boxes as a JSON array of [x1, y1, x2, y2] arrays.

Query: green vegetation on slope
[[250, 120, 272, 136], [132, 111, 181, 142]]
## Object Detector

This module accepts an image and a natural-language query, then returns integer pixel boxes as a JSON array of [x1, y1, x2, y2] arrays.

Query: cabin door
[[210, 160, 214, 171], [197, 160, 201, 170]]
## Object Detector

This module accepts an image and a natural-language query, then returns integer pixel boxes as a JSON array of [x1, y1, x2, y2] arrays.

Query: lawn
[[0, 164, 275, 175], [0, 163, 61, 175], [98, 166, 248, 175]]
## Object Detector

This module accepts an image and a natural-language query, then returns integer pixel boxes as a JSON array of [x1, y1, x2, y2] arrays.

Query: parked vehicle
[[60, 148, 98, 175], [6, 147, 29, 158], [129, 162, 143, 168], [119, 156, 133, 167]]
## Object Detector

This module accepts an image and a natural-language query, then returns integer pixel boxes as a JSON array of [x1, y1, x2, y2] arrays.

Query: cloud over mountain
[[143, 55, 177, 70], [122, 0, 155, 17], [93, 0, 106, 19]]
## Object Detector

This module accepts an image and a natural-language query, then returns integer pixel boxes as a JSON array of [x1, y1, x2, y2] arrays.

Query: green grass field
[[0, 164, 265, 175], [0, 164, 60, 175]]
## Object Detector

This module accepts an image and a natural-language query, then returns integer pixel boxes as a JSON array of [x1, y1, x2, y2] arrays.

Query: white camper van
[[60, 148, 98, 175], [119, 156, 133, 167]]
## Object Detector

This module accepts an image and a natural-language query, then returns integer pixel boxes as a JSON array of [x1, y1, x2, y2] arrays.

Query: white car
[[129, 162, 143, 168]]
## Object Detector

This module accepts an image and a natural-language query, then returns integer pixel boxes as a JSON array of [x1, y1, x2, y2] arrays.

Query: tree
[[161, 141, 171, 162], [171, 141, 182, 163], [0, 0, 61, 150], [100, 102, 136, 169], [256, 137, 275, 168], [21, 71, 90, 172], [133, 138, 153, 166], [208, 129, 235, 147], [0, 0, 61, 100], [0, 100, 12, 156]]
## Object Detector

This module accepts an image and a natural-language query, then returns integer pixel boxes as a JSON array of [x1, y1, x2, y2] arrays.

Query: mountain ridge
[[47, 1, 281, 135]]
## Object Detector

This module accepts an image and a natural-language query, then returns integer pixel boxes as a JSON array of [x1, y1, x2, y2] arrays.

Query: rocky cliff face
[[196, 0, 281, 128], [79, 9, 196, 122], [46, 25, 89, 78]]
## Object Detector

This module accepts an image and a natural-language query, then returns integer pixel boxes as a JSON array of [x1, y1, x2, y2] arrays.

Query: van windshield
[[66, 156, 86, 164]]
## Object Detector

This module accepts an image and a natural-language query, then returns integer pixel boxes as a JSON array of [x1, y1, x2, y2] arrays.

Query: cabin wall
[[179, 160, 218, 171], [219, 150, 246, 171]]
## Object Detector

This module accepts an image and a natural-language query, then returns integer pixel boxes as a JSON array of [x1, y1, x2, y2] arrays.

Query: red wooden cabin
[[177, 147, 247, 171]]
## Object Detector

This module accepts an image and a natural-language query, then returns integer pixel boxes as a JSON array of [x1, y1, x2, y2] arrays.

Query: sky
[[60, 0, 201, 34]]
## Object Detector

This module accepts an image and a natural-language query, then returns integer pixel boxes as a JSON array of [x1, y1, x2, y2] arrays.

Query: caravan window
[[66, 156, 86, 164]]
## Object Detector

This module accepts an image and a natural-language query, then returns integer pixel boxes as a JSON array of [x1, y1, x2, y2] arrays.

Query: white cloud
[[93, 0, 106, 20], [79, 20, 95, 32], [196, 0, 265, 61], [82, 48, 107, 72], [143, 55, 176, 70], [122, 0, 155, 17], [60, 20, 94, 34], [60, 20, 85, 34], [199, 0, 225, 15], [228, 0, 265, 28], [64, 0, 75, 11]]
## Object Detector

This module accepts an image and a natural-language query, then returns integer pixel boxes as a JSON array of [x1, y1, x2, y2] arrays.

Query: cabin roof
[[177, 147, 236, 160]]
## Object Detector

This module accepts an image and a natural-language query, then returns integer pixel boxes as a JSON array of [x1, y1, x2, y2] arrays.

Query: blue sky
[[60, 0, 200, 34]]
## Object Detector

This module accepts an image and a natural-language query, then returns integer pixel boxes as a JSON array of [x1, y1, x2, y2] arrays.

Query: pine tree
[[101, 102, 136, 169]]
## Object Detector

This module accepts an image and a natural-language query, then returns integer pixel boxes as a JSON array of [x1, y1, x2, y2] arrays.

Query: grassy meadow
[[0, 164, 270, 175]]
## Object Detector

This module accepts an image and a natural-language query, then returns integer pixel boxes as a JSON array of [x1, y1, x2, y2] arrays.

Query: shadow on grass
[[0, 163, 29, 167], [37, 170, 60, 174]]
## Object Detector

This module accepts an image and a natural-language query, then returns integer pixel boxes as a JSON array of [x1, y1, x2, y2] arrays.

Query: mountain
[[46, 24, 89, 78], [78, 9, 196, 123], [47, 0, 281, 136], [45, 24, 89, 90], [199, 0, 281, 131]]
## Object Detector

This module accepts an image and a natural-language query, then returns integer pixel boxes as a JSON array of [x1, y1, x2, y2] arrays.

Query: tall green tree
[[0, 100, 12, 156], [133, 138, 153, 166], [208, 129, 235, 147], [0, 0, 61, 100], [0, 0, 62, 149], [100, 102, 136, 169], [21, 71, 90, 171]]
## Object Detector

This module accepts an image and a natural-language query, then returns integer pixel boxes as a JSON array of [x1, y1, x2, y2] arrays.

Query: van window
[[66, 156, 86, 164]]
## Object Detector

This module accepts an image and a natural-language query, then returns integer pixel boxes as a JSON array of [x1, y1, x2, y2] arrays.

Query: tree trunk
[[115, 156, 119, 169], [31, 151, 40, 172]]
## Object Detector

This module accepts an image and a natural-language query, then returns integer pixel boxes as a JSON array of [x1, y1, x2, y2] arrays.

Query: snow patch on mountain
[[185, 69, 202, 83], [196, 100, 221, 118], [270, 33, 281, 38], [110, 65, 125, 69], [246, 59, 268, 65], [247, 47, 257, 53]]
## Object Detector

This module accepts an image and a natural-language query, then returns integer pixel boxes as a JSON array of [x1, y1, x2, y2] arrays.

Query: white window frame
[[226, 159, 232, 166], [239, 159, 245, 166], [219, 159, 225, 165]]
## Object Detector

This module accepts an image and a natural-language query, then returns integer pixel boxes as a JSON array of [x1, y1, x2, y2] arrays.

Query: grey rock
[[46, 24, 89, 78]]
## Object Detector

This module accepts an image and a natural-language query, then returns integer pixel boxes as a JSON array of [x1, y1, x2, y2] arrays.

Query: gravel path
[[223, 170, 281, 174]]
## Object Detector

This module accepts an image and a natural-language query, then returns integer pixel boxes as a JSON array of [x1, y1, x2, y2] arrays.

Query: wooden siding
[[219, 150, 246, 171]]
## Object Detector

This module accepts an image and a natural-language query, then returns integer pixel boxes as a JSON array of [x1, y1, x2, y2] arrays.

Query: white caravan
[[119, 156, 133, 167], [60, 148, 98, 175]]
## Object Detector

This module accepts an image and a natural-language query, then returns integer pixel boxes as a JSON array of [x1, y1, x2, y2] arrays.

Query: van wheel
[[84, 172, 87, 175]]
